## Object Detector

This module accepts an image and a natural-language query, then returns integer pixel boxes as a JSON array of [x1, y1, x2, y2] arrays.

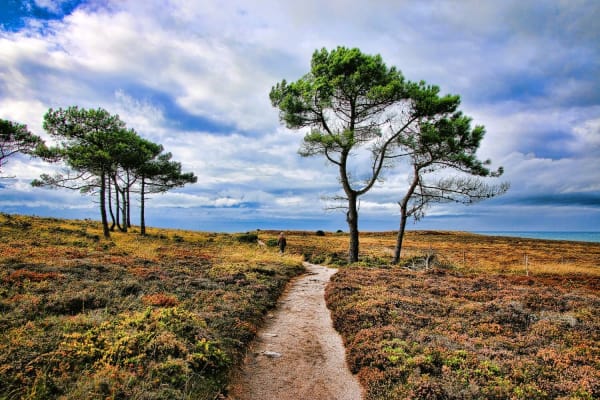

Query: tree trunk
[[126, 171, 132, 228], [100, 172, 110, 238], [110, 174, 128, 233], [115, 179, 122, 231], [120, 186, 127, 233], [393, 204, 409, 264], [140, 177, 146, 236], [111, 175, 127, 233], [346, 193, 359, 263], [393, 166, 421, 264], [107, 179, 116, 231]]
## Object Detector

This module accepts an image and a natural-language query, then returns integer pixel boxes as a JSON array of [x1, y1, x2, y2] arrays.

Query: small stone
[[263, 351, 282, 358]]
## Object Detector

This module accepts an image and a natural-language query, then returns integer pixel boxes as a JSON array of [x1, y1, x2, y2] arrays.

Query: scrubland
[[294, 230, 599, 399], [0, 214, 303, 399], [2, 216, 599, 399]]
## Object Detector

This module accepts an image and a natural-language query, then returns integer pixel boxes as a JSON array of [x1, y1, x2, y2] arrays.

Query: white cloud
[[112, 90, 167, 138], [0, 177, 94, 210], [572, 117, 600, 153], [33, 0, 68, 14], [501, 152, 600, 194], [1, 0, 599, 231]]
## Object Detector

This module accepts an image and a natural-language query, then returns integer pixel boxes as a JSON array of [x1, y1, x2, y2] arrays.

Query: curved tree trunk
[[111, 174, 127, 232], [347, 193, 359, 263], [100, 172, 110, 238], [393, 165, 421, 264], [107, 179, 116, 231], [393, 205, 408, 264]]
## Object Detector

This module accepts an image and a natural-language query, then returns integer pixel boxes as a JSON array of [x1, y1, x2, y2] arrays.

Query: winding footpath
[[227, 262, 363, 400]]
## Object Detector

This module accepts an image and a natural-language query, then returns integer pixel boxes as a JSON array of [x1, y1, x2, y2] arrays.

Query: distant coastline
[[473, 231, 600, 243]]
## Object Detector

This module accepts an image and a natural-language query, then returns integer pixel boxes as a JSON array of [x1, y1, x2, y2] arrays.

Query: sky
[[0, 0, 599, 233]]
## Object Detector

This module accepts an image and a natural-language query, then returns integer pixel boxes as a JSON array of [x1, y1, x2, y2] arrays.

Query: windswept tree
[[270, 47, 410, 262], [0, 119, 45, 177], [33, 106, 197, 237], [137, 151, 197, 235], [107, 128, 157, 232], [33, 107, 128, 238], [119, 134, 164, 231], [391, 83, 508, 263]]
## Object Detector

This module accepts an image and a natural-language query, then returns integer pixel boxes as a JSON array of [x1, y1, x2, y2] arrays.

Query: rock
[[262, 351, 282, 358]]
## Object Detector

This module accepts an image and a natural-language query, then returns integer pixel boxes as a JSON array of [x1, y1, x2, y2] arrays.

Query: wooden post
[[525, 254, 529, 276]]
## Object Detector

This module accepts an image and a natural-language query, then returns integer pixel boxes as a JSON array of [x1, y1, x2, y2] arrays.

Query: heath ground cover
[[284, 230, 600, 275], [306, 230, 600, 399], [0, 214, 303, 399], [2, 219, 599, 399]]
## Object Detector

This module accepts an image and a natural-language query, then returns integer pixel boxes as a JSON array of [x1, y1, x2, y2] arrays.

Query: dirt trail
[[227, 262, 363, 400]]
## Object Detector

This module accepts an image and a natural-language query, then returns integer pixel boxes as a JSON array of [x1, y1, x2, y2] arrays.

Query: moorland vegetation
[[304, 230, 600, 399], [0, 213, 303, 399], [2, 216, 598, 399]]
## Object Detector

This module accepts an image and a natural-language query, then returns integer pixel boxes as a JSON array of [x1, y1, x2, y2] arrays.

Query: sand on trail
[[226, 262, 363, 400]]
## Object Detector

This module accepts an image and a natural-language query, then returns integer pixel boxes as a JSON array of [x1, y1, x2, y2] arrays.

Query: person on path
[[277, 232, 287, 254]]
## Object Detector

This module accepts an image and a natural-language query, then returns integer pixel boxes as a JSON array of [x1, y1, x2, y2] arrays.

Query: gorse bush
[[236, 232, 259, 243]]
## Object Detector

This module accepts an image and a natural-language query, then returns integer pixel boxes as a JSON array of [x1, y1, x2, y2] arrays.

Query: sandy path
[[226, 262, 363, 400]]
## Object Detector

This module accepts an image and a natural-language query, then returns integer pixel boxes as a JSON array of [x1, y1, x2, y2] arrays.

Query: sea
[[472, 231, 600, 243]]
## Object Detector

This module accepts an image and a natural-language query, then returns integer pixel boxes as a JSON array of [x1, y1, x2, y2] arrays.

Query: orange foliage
[[327, 267, 600, 399], [129, 267, 166, 280], [4, 269, 63, 283], [141, 293, 179, 307]]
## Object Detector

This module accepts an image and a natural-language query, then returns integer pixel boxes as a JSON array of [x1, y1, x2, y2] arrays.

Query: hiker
[[277, 232, 287, 254]]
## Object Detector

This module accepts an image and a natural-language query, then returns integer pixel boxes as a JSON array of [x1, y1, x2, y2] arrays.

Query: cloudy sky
[[1, 0, 598, 233]]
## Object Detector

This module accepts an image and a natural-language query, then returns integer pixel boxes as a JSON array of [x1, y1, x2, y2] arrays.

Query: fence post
[[525, 254, 529, 276]]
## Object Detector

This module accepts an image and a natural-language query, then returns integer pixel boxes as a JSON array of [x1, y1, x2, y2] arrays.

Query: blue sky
[[1, 0, 599, 232]]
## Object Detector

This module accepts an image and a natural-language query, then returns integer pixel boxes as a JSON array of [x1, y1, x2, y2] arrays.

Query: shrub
[[4, 269, 62, 283], [236, 232, 258, 243], [0, 214, 305, 400], [327, 267, 600, 400], [172, 235, 184, 243], [316, 230, 326, 236], [142, 293, 180, 307]]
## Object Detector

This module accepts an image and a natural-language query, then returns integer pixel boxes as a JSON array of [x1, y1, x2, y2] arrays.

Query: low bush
[[326, 267, 600, 399], [0, 214, 304, 399], [236, 232, 258, 243]]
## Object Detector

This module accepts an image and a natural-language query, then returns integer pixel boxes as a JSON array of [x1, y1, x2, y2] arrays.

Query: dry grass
[[0, 213, 303, 400], [2, 217, 598, 399], [274, 229, 600, 276], [297, 230, 600, 399]]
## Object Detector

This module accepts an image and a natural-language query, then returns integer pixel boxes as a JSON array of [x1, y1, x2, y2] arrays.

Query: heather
[[2, 215, 599, 399], [318, 231, 600, 399], [0, 213, 303, 399]]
